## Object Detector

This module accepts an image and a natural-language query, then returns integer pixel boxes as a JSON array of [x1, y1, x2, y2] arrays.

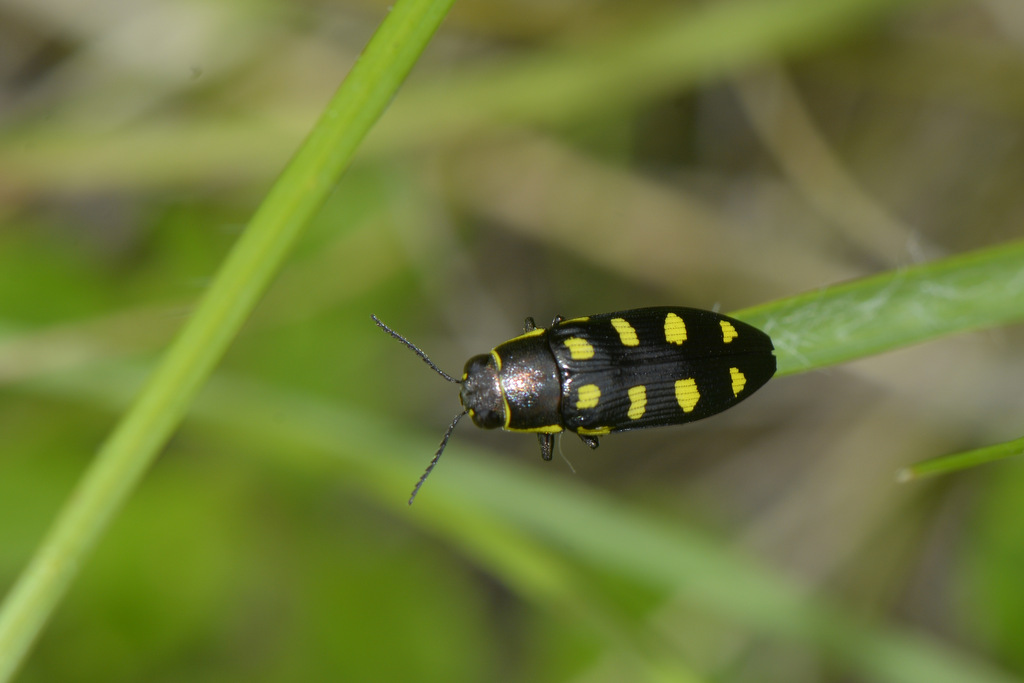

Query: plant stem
[[0, 1, 456, 679]]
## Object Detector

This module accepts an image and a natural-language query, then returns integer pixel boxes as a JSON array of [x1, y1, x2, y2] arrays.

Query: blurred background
[[2, 0, 1024, 681]]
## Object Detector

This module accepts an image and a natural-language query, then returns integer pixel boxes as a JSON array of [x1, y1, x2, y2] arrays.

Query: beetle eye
[[460, 355, 504, 429]]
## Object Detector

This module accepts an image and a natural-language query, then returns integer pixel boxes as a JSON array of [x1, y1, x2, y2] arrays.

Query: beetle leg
[[550, 314, 564, 326], [537, 434, 554, 461], [577, 434, 600, 450], [524, 317, 537, 333]]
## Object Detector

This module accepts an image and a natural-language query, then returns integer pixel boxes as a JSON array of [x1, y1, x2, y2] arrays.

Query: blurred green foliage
[[2, 0, 1024, 681]]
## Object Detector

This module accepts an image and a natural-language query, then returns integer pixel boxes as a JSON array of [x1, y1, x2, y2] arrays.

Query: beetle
[[372, 306, 775, 504]]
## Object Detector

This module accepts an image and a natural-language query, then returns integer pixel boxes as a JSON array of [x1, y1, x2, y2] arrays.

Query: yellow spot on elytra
[[611, 318, 639, 346], [664, 312, 687, 345], [563, 337, 595, 360], [675, 378, 700, 413], [576, 384, 601, 409], [578, 426, 611, 435], [720, 320, 738, 343], [561, 316, 590, 324], [627, 385, 647, 420], [730, 367, 746, 396]]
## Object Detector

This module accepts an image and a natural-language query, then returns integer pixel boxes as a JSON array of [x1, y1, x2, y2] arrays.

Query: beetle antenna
[[371, 314, 460, 383], [409, 410, 466, 505]]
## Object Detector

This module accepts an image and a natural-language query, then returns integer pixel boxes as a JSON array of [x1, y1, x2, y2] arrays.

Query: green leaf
[[734, 239, 1024, 375]]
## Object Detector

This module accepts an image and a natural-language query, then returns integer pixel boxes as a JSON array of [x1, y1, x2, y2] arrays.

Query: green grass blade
[[0, 1, 456, 679], [898, 435, 1024, 481], [734, 239, 1024, 375]]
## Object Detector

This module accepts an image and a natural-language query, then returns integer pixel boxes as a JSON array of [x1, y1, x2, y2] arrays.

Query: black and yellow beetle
[[373, 307, 775, 504]]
